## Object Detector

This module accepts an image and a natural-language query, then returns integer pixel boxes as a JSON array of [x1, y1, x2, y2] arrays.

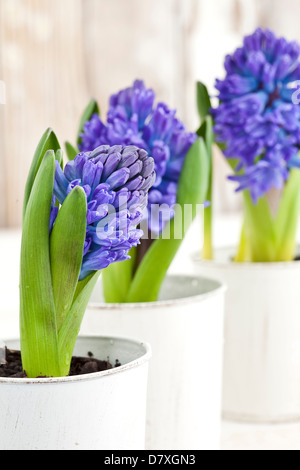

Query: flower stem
[[202, 195, 213, 260]]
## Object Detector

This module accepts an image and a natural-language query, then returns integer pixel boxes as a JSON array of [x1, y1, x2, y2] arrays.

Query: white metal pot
[[192, 247, 300, 423], [81, 274, 226, 450], [0, 336, 151, 450]]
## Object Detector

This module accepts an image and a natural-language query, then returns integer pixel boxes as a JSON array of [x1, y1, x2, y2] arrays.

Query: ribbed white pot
[[192, 247, 300, 423], [0, 336, 151, 450], [80, 275, 226, 450]]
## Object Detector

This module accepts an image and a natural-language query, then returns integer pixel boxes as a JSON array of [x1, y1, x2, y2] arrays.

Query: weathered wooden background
[[0, 0, 299, 227]]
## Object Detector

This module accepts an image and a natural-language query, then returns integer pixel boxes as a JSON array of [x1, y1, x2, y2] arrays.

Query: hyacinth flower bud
[[53, 144, 155, 280]]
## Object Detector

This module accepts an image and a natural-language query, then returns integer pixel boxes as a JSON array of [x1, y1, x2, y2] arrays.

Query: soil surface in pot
[[0, 349, 121, 378]]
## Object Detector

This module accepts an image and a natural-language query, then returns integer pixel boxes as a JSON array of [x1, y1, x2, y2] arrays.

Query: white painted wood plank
[[0, 0, 89, 226]]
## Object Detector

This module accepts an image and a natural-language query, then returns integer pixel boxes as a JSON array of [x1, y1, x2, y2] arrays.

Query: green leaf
[[65, 141, 79, 161], [126, 138, 210, 303], [234, 222, 252, 262], [235, 170, 300, 263], [197, 116, 213, 156], [242, 191, 278, 262], [20, 150, 61, 378], [198, 116, 214, 259], [77, 99, 100, 147], [176, 138, 209, 207], [102, 247, 137, 303], [58, 272, 101, 377], [50, 186, 87, 331], [23, 128, 60, 222], [274, 169, 300, 260], [196, 81, 212, 124], [55, 149, 64, 168]]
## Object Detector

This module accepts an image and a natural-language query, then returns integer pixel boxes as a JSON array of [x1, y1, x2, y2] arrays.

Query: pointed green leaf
[[20, 150, 61, 378], [175, 138, 210, 210], [65, 141, 79, 161], [196, 81, 212, 124], [242, 190, 277, 262], [198, 116, 214, 259], [236, 170, 300, 263], [197, 116, 213, 158], [55, 149, 64, 168], [77, 99, 100, 147], [234, 223, 252, 262], [50, 186, 87, 331], [274, 169, 300, 260], [23, 128, 60, 222], [126, 138, 210, 303]]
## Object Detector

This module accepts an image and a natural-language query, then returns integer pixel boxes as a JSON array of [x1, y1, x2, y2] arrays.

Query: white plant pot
[[192, 247, 300, 423], [0, 336, 151, 450], [81, 274, 226, 450]]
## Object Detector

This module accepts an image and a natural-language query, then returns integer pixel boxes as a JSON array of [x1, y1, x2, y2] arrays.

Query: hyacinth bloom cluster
[[53, 145, 155, 280], [79, 80, 197, 233], [212, 28, 300, 203]]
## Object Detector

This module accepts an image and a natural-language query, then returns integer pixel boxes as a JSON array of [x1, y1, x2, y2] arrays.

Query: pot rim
[[0, 336, 152, 385], [192, 246, 300, 270], [88, 274, 227, 311]]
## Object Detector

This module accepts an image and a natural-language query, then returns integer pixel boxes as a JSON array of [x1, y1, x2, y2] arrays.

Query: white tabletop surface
[[2, 213, 300, 451]]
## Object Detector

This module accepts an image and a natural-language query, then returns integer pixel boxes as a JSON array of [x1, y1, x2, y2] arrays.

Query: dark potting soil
[[0, 349, 121, 379]]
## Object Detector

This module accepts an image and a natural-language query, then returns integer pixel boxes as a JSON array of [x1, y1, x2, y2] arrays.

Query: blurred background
[[1, 0, 300, 228]]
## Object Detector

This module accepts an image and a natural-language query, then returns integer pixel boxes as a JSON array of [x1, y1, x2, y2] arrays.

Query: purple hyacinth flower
[[108, 79, 155, 130], [229, 150, 289, 204], [53, 145, 155, 280], [79, 114, 108, 153], [213, 28, 300, 202], [79, 80, 197, 233]]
